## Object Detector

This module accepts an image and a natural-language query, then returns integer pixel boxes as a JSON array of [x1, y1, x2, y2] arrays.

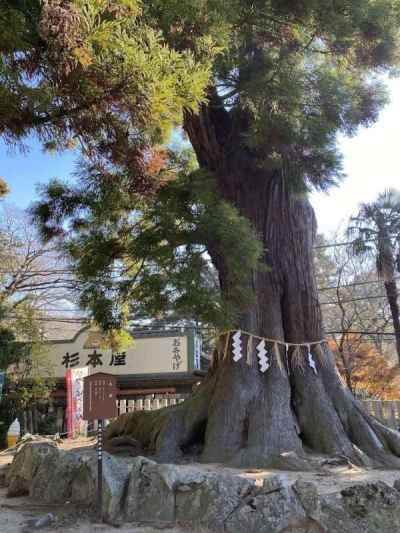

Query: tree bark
[[384, 280, 400, 364], [104, 102, 400, 469]]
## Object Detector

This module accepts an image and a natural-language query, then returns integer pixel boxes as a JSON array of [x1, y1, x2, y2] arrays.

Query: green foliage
[[33, 150, 263, 329], [0, 304, 27, 371], [6, 340, 55, 409], [2, 1, 399, 188], [99, 325, 134, 352], [0, 0, 213, 195], [145, 0, 399, 189], [4, 0, 400, 332], [348, 189, 400, 281]]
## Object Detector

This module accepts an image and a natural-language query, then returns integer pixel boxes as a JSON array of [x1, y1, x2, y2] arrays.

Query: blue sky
[[2, 78, 400, 235], [0, 136, 77, 208]]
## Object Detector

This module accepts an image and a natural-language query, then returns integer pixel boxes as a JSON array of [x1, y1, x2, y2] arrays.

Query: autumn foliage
[[332, 337, 400, 400]]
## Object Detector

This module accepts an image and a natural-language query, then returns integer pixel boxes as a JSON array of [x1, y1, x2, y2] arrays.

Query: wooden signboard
[[83, 372, 118, 421], [82, 372, 118, 521]]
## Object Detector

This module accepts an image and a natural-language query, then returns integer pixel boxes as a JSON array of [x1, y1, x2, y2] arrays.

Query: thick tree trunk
[[104, 104, 400, 469], [105, 173, 400, 468], [384, 280, 400, 364]]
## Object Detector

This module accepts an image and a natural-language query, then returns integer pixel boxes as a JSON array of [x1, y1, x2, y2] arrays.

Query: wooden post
[[22, 411, 27, 435], [375, 401, 384, 423], [56, 407, 64, 434], [97, 419, 103, 521], [396, 401, 400, 429], [120, 399, 127, 415], [144, 398, 151, 411], [389, 401, 397, 429], [32, 406, 38, 434], [28, 410, 33, 434]]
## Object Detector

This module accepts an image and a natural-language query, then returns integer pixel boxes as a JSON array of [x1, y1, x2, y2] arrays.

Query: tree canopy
[[2, 0, 400, 329]]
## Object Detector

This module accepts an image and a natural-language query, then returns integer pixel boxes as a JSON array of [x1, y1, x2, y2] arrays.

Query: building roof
[[41, 320, 86, 341]]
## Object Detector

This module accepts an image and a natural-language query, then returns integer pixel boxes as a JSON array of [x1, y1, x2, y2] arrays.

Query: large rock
[[224, 475, 309, 533], [6, 442, 131, 524], [6, 441, 59, 497], [71, 451, 132, 524], [124, 462, 400, 533], [8, 443, 400, 532], [125, 461, 312, 531], [125, 459, 258, 528], [124, 456, 170, 521], [30, 449, 83, 502]]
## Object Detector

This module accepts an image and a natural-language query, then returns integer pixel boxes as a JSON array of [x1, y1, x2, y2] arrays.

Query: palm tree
[[348, 189, 400, 364]]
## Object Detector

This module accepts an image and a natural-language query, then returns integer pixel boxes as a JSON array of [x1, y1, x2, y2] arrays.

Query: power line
[[0, 234, 398, 277], [320, 294, 387, 305], [314, 234, 399, 250], [6, 315, 89, 323], [318, 277, 400, 292], [3, 285, 394, 319], [0, 269, 75, 275], [1, 270, 398, 295], [326, 331, 399, 337]]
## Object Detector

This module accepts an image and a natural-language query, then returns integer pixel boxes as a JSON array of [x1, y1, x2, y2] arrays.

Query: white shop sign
[[49, 327, 189, 378]]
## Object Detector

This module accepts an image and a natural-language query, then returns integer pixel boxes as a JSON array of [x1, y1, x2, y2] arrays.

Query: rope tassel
[[273, 342, 284, 371], [223, 332, 230, 360], [247, 335, 253, 366], [285, 343, 290, 375]]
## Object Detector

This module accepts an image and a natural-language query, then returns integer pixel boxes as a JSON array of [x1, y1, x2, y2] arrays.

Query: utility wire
[[4, 292, 394, 321], [314, 234, 399, 250], [318, 277, 400, 291], [1, 269, 399, 293], [326, 331, 399, 337], [320, 294, 387, 305], [0, 234, 398, 276], [6, 315, 89, 323]]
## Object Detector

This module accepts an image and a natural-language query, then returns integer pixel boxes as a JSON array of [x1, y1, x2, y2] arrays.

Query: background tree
[[3, 1, 400, 467], [0, 188, 25, 371], [0, 205, 79, 320], [0, 199, 57, 445], [348, 189, 400, 364], [315, 232, 396, 390], [332, 337, 400, 401]]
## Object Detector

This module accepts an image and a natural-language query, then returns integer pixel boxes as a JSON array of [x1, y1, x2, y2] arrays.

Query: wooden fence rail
[[18, 397, 400, 437], [362, 400, 400, 430], [117, 394, 187, 415]]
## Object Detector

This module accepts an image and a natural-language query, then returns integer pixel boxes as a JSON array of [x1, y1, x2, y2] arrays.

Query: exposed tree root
[[104, 342, 400, 470]]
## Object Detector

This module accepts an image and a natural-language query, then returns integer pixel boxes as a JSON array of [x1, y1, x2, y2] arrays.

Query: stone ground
[[2, 438, 400, 532]]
